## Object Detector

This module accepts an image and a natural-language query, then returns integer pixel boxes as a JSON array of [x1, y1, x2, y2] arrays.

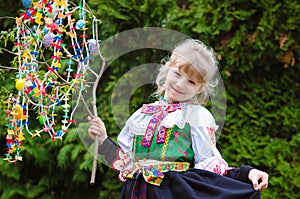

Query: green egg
[[39, 115, 48, 125]]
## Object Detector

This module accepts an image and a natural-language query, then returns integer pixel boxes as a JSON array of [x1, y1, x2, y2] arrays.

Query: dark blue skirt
[[120, 168, 260, 199]]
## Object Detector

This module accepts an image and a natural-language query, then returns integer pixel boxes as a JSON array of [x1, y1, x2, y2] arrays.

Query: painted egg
[[43, 32, 54, 47], [22, 0, 32, 8], [76, 20, 85, 29], [16, 79, 26, 90], [12, 104, 23, 120], [88, 39, 98, 54], [47, 6, 59, 18], [39, 115, 48, 125], [55, 130, 64, 137]]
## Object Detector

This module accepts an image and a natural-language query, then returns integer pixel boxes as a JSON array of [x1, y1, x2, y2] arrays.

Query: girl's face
[[164, 65, 203, 102]]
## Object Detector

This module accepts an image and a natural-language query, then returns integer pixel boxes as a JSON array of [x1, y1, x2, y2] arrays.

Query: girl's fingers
[[89, 118, 103, 129], [88, 126, 102, 135], [88, 128, 101, 141], [258, 173, 269, 191], [87, 116, 107, 143], [90, 118, 104, 127]]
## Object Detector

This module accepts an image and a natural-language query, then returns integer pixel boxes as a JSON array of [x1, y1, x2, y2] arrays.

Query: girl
[[88, 39, 268, 198]]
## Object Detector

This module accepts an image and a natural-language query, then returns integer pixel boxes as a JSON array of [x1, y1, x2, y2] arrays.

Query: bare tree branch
[[0, 65, 18, 70]]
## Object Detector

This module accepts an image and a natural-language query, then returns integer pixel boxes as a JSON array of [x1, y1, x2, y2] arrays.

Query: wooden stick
[[90, 18, 106, 184]]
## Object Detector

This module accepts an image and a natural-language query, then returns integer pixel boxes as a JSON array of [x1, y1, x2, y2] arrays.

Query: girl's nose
[[174, 77, 186, 89]]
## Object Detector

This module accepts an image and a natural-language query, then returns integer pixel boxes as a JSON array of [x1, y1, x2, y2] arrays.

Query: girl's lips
[[171, 86, 184, 95]]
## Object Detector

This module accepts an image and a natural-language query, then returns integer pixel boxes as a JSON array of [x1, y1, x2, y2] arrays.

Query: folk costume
[[99, 99, 260, 199]]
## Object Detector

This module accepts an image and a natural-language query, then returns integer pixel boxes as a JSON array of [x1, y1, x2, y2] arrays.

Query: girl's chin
[[165, 91, 181, 101], [164, 94, 178, 102], [165, 95, 187, 102]]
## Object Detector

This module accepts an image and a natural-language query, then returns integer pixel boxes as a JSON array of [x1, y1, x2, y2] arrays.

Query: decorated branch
[[2, 0, 105, 184]]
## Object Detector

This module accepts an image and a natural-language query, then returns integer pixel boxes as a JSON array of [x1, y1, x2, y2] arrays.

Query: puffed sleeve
[[188, 105, 229, 175], [191, 126, 229, 175], [117, 122, 134, 153]]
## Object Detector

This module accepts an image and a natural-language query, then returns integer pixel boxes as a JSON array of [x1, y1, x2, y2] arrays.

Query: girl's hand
[[248, 169, 269, 191], [88, 116, 108, 145]]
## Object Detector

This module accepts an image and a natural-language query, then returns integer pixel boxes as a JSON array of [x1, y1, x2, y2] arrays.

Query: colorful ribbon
[[141, 103, 182, 147], [122, 161, 190, 186]]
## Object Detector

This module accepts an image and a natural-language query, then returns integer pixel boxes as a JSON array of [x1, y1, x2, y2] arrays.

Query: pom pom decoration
[[11, 104, 24, 121], [4, 0, 102, 167]]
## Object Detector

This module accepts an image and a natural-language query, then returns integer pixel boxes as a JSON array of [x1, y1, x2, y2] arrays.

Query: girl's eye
[[188, 80, 196, 85], [174, 71, 181, 76]]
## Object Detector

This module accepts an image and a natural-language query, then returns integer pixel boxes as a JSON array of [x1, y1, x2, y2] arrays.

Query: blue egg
[[22, 0, 32, 8], [55, 130, 64, 137], [76, 20, 86, 29]]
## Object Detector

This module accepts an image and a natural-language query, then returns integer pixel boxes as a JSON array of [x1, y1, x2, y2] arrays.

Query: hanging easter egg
[[12, 104, 23, 120], [76, 20, 86, 30], [5, 0, 103, 168], [88, 39, 98, 55], [55, 130, 64, 138], [22, 0, 32, 8], [16, 79, 26, 91], [43, 32, 54, 48], [39, 115, 48, 125]]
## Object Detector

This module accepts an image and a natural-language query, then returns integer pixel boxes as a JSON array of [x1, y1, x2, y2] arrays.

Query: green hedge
[[0, 0, 299, 198]]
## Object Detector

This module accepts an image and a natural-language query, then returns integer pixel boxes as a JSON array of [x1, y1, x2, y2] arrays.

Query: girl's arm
[[225, 165, 253, 183], [191, 126, 229, 175], [88, 117, 119, 165], [88, 117, 134, 182], [226, 166, 269, 191], [98, 137, 119, 164]]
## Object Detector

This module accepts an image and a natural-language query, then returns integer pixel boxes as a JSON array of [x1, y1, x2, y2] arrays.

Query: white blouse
[[117, 102, 229, 175]]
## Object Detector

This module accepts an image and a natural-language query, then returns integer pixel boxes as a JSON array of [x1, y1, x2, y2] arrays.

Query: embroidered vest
[[133, 124, 194, 164]]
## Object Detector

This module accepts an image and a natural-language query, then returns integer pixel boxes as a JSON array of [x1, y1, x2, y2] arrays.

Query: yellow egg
[[12, 104, 23, 120], [16, 79, 26, 91]]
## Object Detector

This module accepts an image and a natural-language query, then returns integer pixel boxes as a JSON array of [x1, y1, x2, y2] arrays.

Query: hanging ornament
[[11, 104, 24, 120], [88, 39, 98, 55], [47, 6, 59, 19], [16, 79, 26, 91], [76, 19, 86, 30], [39, 115, 48, 125], [6, 0, 105, 187], [22, 0, 32, 8], [43, 32, 54, 47], [4, 0, 101, 164]]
